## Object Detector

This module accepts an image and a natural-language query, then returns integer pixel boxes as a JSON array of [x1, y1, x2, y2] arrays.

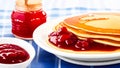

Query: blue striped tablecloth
[[0, 0, 120, 68]]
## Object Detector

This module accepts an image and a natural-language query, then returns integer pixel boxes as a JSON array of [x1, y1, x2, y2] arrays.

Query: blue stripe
[[0, 10, 12, 12]]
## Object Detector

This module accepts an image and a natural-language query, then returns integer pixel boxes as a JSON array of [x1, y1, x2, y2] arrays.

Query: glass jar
[[11, 0, 46, 40]]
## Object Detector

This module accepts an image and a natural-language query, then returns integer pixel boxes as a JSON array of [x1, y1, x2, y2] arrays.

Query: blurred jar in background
[[11, 0, 46, 40]]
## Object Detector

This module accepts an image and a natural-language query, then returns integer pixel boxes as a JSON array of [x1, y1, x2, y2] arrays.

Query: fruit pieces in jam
[[11, 9, 46, 39], [48, 27, 120, 51], [0, 44, 29, 64]]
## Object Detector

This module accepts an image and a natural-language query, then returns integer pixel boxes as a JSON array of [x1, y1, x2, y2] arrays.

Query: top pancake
[[64, 13, 120, 35]]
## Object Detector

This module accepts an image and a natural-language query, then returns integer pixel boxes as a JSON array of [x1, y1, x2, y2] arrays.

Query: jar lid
[[15, 0, 42, 11]]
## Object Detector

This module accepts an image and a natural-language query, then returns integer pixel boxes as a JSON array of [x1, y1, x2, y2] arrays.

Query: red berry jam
[[11, 9, 46, 39], [0, 44, 29, 64], [49, 27, 120, 51]]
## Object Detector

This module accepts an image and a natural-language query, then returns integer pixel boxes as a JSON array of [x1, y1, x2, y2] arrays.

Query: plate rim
[[57, 55, 120, 66]]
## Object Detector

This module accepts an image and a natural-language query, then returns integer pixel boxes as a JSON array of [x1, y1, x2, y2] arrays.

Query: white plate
[[33, 15, 120, 62], [57, 55, 120, 66]]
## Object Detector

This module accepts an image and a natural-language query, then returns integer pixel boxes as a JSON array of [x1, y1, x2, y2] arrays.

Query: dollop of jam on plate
[[0, 44, 29, 64], [48, 27, 120, 51]]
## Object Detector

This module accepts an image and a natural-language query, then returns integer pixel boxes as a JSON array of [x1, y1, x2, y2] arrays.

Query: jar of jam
[[11, 0, 46, 40]]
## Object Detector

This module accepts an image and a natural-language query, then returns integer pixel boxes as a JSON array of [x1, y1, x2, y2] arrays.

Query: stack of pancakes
[[55, 13, 120, 47]]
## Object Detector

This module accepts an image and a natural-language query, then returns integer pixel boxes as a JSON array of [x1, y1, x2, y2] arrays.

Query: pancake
[[55, 22, 120, 42], [78, 36, 120, 47], [63, 13, 120, 35]]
